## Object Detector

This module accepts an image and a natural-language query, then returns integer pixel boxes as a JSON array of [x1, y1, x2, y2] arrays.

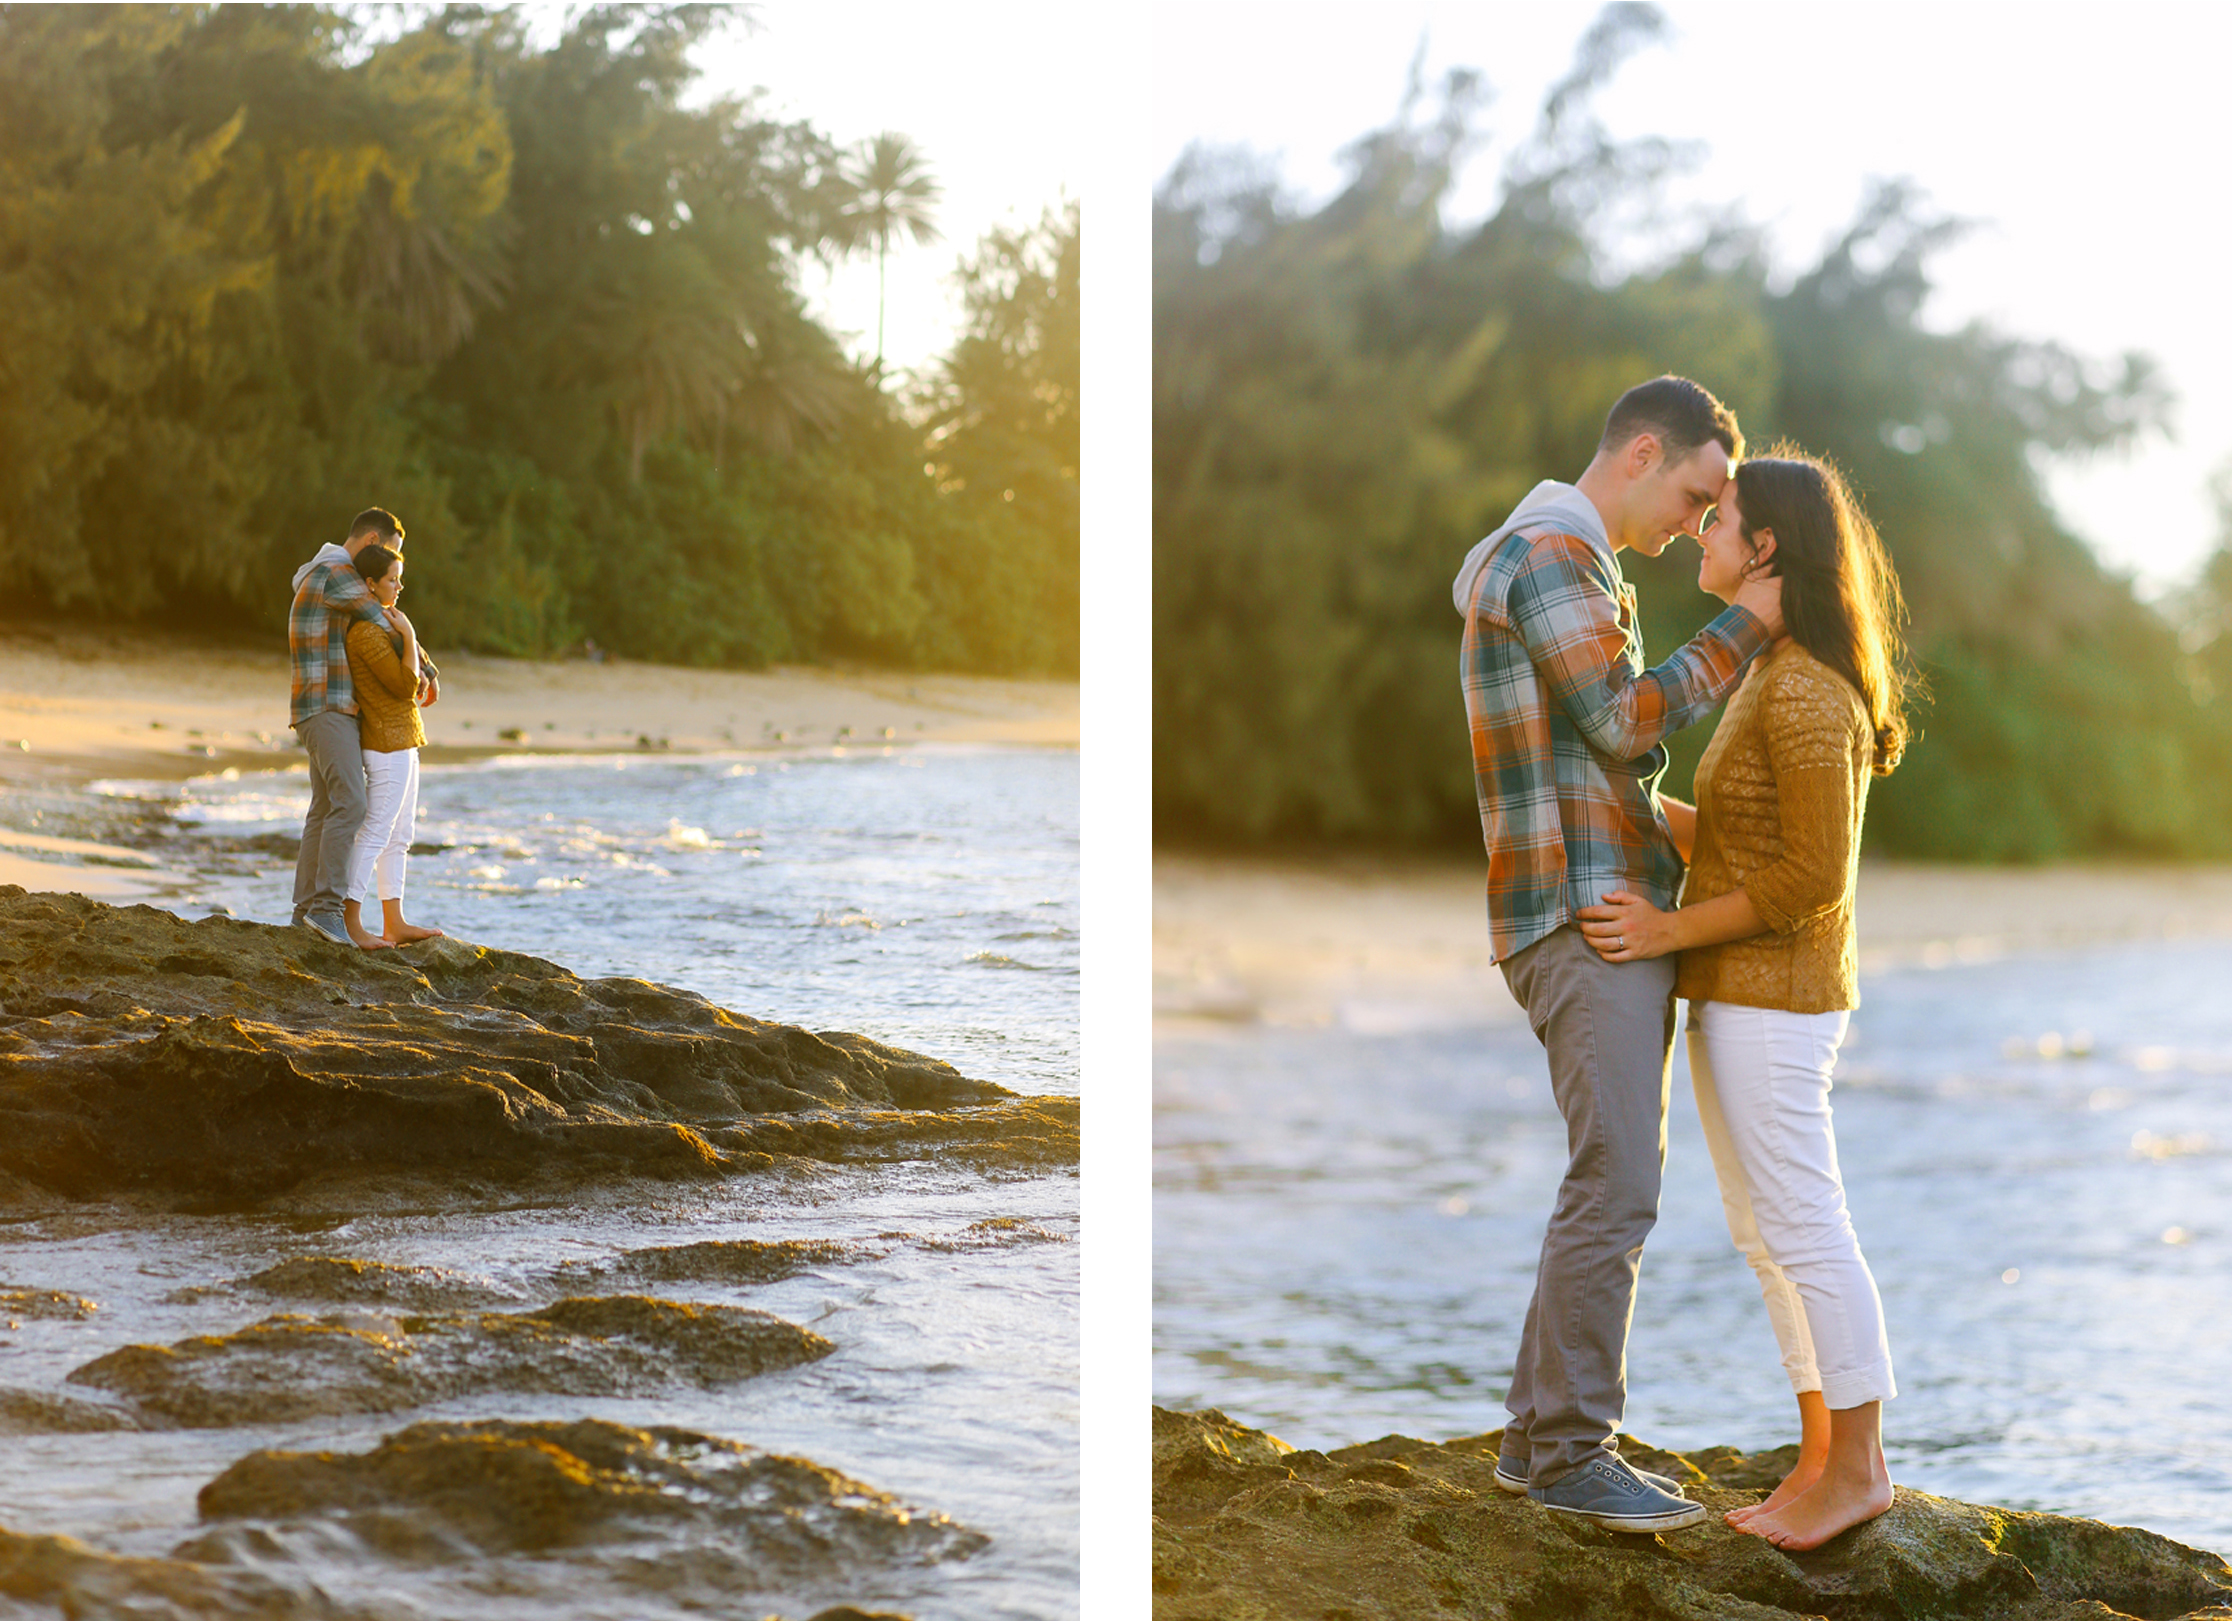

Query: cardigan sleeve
[[347, 617, 416, 701], [1739, 662, 1868, 932]]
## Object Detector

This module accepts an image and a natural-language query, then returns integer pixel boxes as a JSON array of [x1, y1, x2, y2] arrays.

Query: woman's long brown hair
[[1734, 448, 1913, 775]]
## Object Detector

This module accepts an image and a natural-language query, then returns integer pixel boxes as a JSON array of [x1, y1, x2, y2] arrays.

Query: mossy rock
[[1151, 1407, 2232, 1621]]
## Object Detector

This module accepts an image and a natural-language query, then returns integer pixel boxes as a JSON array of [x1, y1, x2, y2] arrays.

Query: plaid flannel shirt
[[289, 559, 380, 726], [1461, 526, 1768, 964]]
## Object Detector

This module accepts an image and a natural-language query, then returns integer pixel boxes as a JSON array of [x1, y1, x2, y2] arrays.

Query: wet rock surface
[[916, 1217, 1070, 1253], [558, 1236, 863, 1288], [1152, 1407, 2232, 1621], [0, 1286, 97, 1320], [0, 1385, 144, 1433], [63, 1296, 834, 1428], [153, 1224, 1077, 1330], [193, 1417, 988, 1575], [172, 1256, 524, 1312], [0, 1524, 379, 1620], [0, 888, 1077, 1207]]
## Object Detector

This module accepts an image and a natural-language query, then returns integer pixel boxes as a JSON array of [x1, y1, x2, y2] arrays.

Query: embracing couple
[[287, 507, 445, 951], [1458, 376, 1912, 1548]]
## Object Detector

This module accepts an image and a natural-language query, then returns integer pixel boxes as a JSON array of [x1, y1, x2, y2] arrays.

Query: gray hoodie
[[1450, 480, 1612, 617], [291, 542, 354, 596]]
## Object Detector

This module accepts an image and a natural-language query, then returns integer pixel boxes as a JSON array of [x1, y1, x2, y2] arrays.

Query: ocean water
[[1155, 934, 2232, 1554], [4, 744, 1078, 1620]]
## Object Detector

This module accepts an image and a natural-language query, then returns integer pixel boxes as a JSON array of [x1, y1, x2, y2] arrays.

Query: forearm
[[1528, 589, 1767, 758], [1667, 886, 1768, 951], [1659, 797, 1696, 865]]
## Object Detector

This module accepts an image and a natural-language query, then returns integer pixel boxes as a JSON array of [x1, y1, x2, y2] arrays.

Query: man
[[288, 507, 439, 946], [1454, 376, 1782, 1533]]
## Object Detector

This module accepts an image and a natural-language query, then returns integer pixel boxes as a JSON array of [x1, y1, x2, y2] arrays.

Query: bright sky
[[691, 1, 1085, 392], [1155, 0, 2231, 597]]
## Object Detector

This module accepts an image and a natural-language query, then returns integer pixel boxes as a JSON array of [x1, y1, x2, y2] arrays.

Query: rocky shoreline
[[1153, 1407, 2232, 1621], [0, 887, 1077, 1618], [0, 886, 1077, 1211]]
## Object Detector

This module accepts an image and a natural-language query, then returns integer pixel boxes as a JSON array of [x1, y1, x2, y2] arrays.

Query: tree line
[[1154, 8, 2232, 862], [0, 3, 1078, 676]]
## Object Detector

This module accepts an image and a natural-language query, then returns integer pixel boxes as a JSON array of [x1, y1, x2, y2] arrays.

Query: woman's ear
[[1748, 528, 1779, 573]]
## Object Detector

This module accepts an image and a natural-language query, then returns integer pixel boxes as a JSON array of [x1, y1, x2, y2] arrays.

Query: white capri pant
[[347, 748, 419, 905], [1688, 999, 1895, 1410]]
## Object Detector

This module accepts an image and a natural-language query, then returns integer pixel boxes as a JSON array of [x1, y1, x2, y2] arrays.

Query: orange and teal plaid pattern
[[288, 559, 383, 727], [1461, 527, 1768, 964]]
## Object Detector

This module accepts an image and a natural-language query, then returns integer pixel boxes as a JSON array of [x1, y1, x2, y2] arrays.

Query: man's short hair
[[1599, 376, 1743, 467], [348, 507, 405, 548]]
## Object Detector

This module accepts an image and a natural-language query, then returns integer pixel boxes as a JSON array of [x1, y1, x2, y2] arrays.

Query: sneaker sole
[[1493, 1468, 1528, 1495], [1537, 1499, 1708, 1533]]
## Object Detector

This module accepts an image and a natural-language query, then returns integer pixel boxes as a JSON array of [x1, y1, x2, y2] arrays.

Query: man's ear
[[1627, 432, 1661, 477]]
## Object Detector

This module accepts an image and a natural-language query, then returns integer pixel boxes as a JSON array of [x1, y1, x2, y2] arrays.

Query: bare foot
[[343, 902, 390, 950], [1737, 1470, 1893, 1551], [384, 922, 444, 944], [1725, 1456, 1826, 1525]]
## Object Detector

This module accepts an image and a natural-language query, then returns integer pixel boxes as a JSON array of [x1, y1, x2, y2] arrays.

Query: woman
[[1577, 448, 1912, 1551], [342, 543, 443, 950]]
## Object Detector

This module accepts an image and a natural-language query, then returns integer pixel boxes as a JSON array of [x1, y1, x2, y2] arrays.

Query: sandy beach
[[1155, 849, 2232, 1030], [0, 622, 1076, 898]]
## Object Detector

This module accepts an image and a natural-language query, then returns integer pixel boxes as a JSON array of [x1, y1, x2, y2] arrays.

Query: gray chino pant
[[1497, 923, 1678, 1488], [291, 709, 367, 923]]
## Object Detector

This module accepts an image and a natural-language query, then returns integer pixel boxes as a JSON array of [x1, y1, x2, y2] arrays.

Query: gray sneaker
[[299, 912, 352, 947], [1494, 1452, 1685, 1497], [1528, 1455, 1707, 1532]]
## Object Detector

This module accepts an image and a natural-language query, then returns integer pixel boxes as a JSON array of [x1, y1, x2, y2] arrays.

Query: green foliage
[[0, 3, 1076, 678], [922, 200, 1080, 674], [1155, 16, 2232, 861]]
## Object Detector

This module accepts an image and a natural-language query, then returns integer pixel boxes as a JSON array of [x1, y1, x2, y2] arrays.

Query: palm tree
[[841, 132, 942, 379]]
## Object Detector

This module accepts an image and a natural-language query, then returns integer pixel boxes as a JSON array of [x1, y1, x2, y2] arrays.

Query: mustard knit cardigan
[[1674, 642, 1873, 1013], [346, 616, 426, 753]]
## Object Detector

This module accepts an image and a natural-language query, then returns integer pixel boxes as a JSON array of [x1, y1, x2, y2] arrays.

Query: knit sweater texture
[[1675, 641, 1872, 1013], [346, 616, 426, 753]]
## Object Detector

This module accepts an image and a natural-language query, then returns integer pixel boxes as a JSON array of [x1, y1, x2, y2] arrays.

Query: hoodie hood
[[1451, 480, 1612, 616], [292, 542, 353, 595]]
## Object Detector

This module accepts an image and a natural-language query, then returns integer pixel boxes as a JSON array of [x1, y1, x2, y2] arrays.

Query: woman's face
[[373, 560, 403, 606], [1695, 479, 1759, 604]]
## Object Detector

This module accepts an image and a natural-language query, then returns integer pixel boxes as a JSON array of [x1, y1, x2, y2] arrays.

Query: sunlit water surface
[[1155, 936, 2232, 1553], [5, 745, 1078, 1621]]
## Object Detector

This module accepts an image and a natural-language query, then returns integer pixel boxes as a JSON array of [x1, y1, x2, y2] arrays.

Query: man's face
[[1627, 440, 1731, 558]]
